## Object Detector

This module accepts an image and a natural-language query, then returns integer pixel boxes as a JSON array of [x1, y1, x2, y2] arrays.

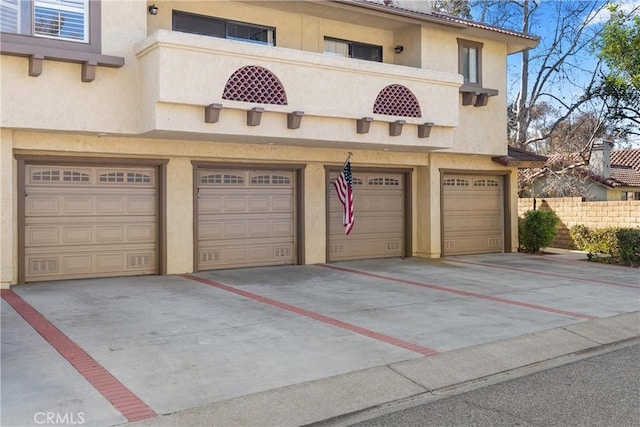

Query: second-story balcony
[[135, 30, 463, 152]]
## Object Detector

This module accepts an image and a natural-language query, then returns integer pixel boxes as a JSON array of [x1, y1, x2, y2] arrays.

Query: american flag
[[334, 159, 354, 235]]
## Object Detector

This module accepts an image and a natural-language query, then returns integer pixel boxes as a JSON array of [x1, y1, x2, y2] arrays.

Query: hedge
[[569, 225, 640, 267]]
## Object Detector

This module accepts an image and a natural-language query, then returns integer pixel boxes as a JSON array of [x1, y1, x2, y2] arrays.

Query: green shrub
[[519, 209, 560, 253], [570, 225, 617, 255], [616, 228, 640, 267], [570, 225, 640, 267], [569, 224, 591, 251], [588, 227, 621, 257]]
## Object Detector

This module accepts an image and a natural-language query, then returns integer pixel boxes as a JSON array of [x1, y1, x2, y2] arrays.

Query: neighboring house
[[0, 0, 539, 286], [520, 141, 640, 201], [611, 148, 640, 201]]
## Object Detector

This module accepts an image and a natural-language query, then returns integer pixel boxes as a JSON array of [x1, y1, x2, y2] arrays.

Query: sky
[[476, 0, 639, 145]]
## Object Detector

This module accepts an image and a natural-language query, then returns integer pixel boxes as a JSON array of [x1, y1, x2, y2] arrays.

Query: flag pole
[[343, 152, 353, 168]]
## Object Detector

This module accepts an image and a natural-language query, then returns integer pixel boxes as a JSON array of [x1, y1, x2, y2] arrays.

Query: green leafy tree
[[588, 4, 640, 139]]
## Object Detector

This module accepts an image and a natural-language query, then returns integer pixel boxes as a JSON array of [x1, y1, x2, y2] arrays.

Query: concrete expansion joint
[[560, 325, 607, 346], [386, 364, 432, 392]]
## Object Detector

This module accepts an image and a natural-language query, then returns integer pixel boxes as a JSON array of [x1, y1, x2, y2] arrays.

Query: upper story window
[[1, 0, 88, 43], [172, 10, 274, 46], [0, 0, 123, 81], [324, 37, 382, 62], [458, 39, 483, 86]]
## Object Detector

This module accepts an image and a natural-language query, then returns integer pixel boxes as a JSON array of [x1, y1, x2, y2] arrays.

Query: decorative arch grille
[[222, 66, 288, 105], [373, 84, 422, 117]]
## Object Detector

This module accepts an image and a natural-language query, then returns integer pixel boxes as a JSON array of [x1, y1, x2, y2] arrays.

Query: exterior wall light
[[394, 45, 404, 53], [148, 4, 158, 15]]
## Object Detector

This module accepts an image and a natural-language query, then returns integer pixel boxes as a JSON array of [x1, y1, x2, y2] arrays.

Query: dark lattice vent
[[222, 66, 288, 105], [373, 84, 422, 117]]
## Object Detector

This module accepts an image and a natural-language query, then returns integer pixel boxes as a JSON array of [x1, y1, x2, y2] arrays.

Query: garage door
[[329, 171, 405, 261], [196, 168, 296, 270], [442, 174, 503, 256], [24, 164, 158, 282]]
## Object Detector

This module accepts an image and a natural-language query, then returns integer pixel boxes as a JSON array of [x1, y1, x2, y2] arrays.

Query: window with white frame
[[0, 0, 88, 43]]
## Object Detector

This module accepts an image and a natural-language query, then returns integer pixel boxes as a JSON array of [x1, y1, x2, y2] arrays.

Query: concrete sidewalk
[[2, 253, 639, 427], [126, 312, 640, 427]]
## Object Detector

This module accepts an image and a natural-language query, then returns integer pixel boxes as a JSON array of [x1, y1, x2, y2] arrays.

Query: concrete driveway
[[2, 253, 639, 427]]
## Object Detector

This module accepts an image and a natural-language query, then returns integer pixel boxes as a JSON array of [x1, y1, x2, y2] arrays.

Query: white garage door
[[24, 164, 158, 282], [329, 171, 405, 261], [442, 174, 503, 256], [196, 168, 296, 270]]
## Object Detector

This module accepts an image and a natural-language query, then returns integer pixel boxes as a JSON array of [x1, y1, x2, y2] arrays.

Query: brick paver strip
[[445, 259, 640, 289], [182, 274, 439, 356], [321, 264, 599, 320], [1, 289, 156, 422]]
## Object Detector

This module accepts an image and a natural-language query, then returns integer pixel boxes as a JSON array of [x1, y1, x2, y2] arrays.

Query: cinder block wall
[[518, 197, 640, 249]]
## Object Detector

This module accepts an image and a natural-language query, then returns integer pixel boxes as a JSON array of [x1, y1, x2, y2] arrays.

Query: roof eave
[[332, 0, 540, 52]]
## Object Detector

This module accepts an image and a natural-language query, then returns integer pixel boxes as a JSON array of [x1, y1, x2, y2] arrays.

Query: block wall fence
[[518, 197, 640, 249]]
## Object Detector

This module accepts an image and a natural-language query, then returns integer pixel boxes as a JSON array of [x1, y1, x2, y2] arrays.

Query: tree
[[587, 3, 640, 139], [546, 111, 605, 154], [473, 1, 608, 152], [430, 0, 472, 18]]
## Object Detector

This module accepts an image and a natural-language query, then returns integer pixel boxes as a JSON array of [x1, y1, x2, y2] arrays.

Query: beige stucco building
[[0, 0, 539, 286]]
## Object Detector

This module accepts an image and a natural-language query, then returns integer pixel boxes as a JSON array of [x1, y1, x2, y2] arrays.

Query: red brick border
[[181, 274, 439, 357], [1, 289, 156, 422], [446, 259, 640, 289], [320, 264, 599, 320]]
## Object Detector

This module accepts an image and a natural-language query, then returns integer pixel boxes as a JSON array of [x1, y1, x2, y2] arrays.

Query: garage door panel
[[94, 198, 124, 214], [444, 235, 502, 254], [224, 197, 250, 212], [443, 213, 502, 232], [329, 213, 402, 235], [358, 194, 403, 211], [329, 172, 405, 262], [27, 195, 156, 216], [127, 197, 156, 214], [199, 214, 293, 239], [198, 241, 294, 269], [443, 194, 502, 211], [197, 168, 296, 270], [25, 223, 156, 246], [198, 196, 223, 213], [64, 226, 94, 244], [329, 238, 403, 260], [94, 226, 123, 243], [25, 247, 156, 280], [442, 174, 503, 256], [64, 255, 93, 274], [25, 197, 60, 215], [125, 224, 156, 242], [24, 164, 159, 282], [271, 196, 295, 211]]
